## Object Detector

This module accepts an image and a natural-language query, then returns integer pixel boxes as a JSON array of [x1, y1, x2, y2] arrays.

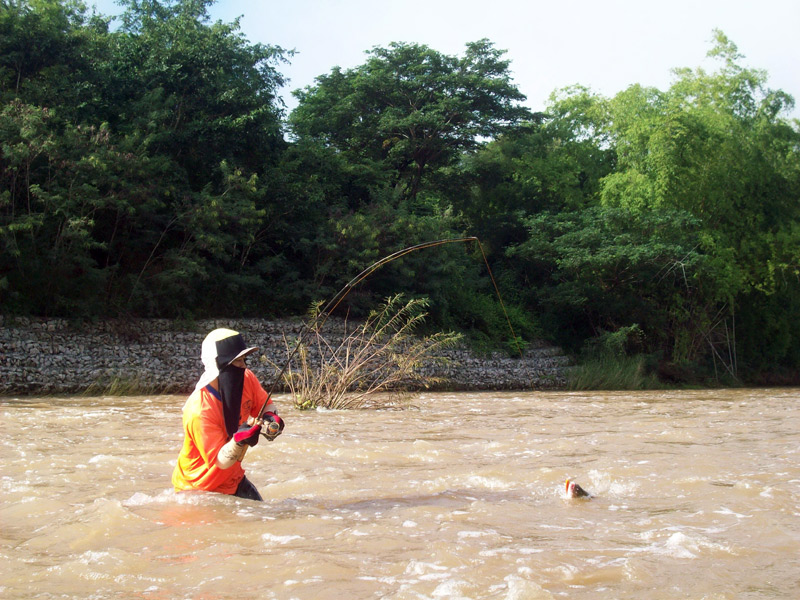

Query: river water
[[1, 389, 799, 599]]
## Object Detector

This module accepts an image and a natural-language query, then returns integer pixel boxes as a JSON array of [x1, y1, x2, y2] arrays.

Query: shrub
[[277, 295, 462, 409]]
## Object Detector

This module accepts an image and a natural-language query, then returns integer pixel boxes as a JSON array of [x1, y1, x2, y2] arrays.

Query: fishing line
[[259, 236, 524, 414]]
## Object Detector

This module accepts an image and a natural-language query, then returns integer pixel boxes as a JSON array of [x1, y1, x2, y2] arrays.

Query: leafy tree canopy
[[290, 39, 532, 202]]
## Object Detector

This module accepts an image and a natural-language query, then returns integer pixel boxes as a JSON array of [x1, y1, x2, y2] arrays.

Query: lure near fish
[[565, 478, 593, 498]]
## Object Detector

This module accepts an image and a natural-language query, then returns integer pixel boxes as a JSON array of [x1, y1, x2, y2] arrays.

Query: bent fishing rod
[[258, 236, 524, 416]]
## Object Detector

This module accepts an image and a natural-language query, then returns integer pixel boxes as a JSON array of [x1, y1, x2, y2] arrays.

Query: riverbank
[[0, 316, 572, 395]]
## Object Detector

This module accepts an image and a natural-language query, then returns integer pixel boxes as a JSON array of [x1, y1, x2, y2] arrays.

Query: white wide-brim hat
[[194, 328, 258, 391]]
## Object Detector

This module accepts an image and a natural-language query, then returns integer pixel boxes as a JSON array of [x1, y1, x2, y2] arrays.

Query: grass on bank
[[567, 324, 666, 391], [567, 354, 665, 390], [566, 353, 744, 390]]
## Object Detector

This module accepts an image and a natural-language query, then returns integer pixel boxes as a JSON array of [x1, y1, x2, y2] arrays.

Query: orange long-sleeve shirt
[[172, 369, 271, 495]]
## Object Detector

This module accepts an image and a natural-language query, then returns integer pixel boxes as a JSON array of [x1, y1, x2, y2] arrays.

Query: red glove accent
[[234, 423, 261, 446]]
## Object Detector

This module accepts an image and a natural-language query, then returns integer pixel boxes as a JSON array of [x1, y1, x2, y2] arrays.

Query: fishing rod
[[258, 236, 524, 416]]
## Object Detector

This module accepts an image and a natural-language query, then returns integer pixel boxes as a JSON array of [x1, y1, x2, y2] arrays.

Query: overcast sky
[[91, 0, 800, 119]]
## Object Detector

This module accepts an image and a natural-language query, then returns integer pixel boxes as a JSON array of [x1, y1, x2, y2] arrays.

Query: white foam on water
[[123, 489, 179, 506], [713, 506, 752, 519], [518, 547, 546, 555], [504, 575, 555, 599], [352, 529, 371, 536], [409, 449, 440, 462], [663, 532, 702, 558], [638, 531, 737, 560], [587, 469, 640, 497], [549, 562, 580, 580], [431, 578, 470, 598], [80, 550, 111, 564], [457, 529, 494, 539], [88, 454, 114, 464], [262, 532, 302, 545], [464, 474, 516, 491], [405, 559, 448, 576]]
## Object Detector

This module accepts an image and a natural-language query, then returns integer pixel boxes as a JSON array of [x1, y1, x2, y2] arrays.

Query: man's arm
[[216, 437, 248, 469]]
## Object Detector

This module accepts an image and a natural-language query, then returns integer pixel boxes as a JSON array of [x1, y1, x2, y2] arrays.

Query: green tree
[[456, 87, 614, 248], [290, 39, 531, 203], [509, 206, 713, 360], [0, 0, 112, 122], [0, 0, 296, 318], [0, 0, 118, 314], [598, 30, 800, 373], [602, 31, 800, 291], [495, 31, 800, 380], [111, 0, 290, 189]]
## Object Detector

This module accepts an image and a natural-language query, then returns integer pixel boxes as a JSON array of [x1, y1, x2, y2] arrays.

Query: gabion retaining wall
[[0, 316, 571, 395]]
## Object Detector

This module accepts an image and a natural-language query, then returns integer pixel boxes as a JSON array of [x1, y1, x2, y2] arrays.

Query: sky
[[91, 0, 800, 119]]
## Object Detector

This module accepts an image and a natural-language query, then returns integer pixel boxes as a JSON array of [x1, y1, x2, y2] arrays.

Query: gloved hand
[[234, 423, 262, 447], [259, 412, 284, 441]]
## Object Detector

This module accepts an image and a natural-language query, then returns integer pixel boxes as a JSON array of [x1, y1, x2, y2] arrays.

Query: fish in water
[[565, 478, 592, 498]]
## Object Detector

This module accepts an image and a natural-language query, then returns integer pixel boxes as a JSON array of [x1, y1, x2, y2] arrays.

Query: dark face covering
[[214, 333, 250, 438], [218, 363, 245, 438]]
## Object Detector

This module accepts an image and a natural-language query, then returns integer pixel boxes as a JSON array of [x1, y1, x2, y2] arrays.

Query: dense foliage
[[2, 1, 799, 384]]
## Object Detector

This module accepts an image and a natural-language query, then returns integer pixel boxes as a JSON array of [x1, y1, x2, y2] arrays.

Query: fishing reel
[[259, 412, 284, 441]]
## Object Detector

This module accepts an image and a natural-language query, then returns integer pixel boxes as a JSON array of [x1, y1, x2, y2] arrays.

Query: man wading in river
[[172, 328, 284, 501]]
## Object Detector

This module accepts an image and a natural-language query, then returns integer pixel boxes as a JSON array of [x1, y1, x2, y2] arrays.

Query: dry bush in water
[[278, 295, 462, 410]]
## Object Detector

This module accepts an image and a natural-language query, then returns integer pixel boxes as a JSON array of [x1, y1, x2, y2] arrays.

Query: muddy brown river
[[1, 388, 799, 599]]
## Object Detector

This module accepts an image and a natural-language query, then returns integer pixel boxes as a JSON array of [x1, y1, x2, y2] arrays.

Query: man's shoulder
[[185, 387, 222, 418]]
